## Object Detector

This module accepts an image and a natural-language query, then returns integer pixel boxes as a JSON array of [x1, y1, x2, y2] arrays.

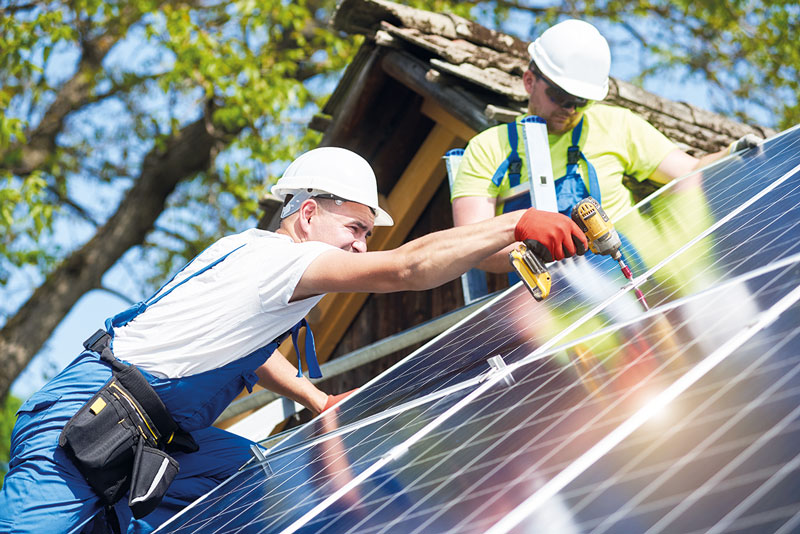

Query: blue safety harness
[[556, 118, 600, 215], [493, 117, 646, 276], [492, 117, 599, 216]]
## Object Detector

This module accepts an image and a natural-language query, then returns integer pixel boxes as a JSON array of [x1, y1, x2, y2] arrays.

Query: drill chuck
[[571, 197, 622, 259]]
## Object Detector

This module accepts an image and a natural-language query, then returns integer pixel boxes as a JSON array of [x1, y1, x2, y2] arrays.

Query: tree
[[0, 0, 344, 398], [1, 0, 796, 400], [0, 0, 474, 400], [491, 0, 798, 129]]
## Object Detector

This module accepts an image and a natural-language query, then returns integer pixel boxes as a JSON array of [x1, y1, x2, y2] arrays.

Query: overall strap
[[290, 318, 322, 379], [105, 244, 246, 338], [567, 117, 601, 203], [490, 121, 523, 188]]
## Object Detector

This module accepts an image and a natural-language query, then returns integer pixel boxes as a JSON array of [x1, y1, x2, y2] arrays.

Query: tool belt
[[59, 329, 198, 520]]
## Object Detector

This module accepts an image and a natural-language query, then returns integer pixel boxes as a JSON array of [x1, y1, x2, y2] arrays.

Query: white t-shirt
[[112, 229, 334, 378]]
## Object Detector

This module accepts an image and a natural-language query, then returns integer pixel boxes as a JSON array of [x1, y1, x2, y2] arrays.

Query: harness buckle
[[83, 329, 111, 353], [567, 146, 580, 166], [508, 159, 522, 176]]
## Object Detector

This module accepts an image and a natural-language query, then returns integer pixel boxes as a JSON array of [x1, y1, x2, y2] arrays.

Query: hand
[[728, 133, 761, 154], [322, 388, 358, 413], [514, 208, 587, 262]]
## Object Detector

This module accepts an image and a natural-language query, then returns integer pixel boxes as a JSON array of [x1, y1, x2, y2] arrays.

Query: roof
[[327, 0, 774, 154]]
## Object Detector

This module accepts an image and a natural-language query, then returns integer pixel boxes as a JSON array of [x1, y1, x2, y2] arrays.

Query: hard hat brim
[[271, 183, 394, 227], [374, 207, 393, 227]]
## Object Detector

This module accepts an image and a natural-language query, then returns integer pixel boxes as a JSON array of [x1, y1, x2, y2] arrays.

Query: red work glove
[[322, 388, 358, 413], [514, 208, 587, 262]]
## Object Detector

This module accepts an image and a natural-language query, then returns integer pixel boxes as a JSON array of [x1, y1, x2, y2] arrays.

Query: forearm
[[392, 211, 521, 290], [474, 244, 516, 273], [296, 205, 583, 298], [451, 195, 513, 273], [255, 350, 328, 414], [692, 147, 728, 172]]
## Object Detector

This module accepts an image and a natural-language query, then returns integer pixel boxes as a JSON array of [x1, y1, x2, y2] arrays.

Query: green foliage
[[0, 394, 22, 487], [496, 0, 798, 129], [0, 0, 352, 299], [1, 0, 477, 303]]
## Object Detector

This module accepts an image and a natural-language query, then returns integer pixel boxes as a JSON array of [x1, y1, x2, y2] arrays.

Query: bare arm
[[255, 349, 328, 414], [293, 210, 524, 300], [649, 147, 729, 184], [451, 196, 517, 273]]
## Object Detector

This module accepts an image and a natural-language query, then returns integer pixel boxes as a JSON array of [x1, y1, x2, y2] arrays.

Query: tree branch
[[0, 107, 239, 398], [98, 284, 135, 305], [46, 185, 100, 227]]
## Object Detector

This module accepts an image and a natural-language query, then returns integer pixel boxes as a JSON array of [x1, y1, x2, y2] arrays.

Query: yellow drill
[[509, 242, 552, 301], [573, 197, 649, 309], [510, 197, 644, 305], [570, 197, 631, 278]]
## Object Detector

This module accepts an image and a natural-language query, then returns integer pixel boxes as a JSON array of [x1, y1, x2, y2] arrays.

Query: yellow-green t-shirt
[[451, 104, 677, 221]]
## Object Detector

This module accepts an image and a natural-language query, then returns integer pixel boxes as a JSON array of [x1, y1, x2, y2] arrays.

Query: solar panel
[[155, 125, 800, 533]]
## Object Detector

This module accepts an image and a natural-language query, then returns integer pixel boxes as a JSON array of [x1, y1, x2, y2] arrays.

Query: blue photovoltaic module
[[156, 126, 800, 534]]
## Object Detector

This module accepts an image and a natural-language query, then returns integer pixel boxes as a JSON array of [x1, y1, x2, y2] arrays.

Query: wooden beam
[[420, 98, 476, 142], [320, 44, 386, 147], [308, 122, 459, 363], [381, 49, 491, 134]]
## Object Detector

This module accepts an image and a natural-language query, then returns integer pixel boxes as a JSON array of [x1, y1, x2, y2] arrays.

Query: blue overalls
[[0, 245, 320, 534]]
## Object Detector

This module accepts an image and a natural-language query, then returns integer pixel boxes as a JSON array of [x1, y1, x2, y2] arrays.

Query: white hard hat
[[272, 147, 393, 226], [528, 19, 611, 101]]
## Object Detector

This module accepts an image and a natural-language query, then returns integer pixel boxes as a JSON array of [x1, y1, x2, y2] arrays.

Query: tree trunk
[[0, 116, 230, 399]]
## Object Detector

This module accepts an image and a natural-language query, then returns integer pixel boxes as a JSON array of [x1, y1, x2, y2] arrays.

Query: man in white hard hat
[[451, 19, 761, 273], [0, 146, 587, 534]]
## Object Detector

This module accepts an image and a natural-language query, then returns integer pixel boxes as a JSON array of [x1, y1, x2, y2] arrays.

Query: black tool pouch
[[59, 330, 198, 518], [59, 376, 144, 505], [128, 439, 179, 518]]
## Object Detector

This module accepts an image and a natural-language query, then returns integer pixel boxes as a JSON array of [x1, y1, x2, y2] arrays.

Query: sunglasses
[[533, 69, 589, 110]]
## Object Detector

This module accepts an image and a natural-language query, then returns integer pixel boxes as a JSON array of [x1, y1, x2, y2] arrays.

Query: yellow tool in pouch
[[89, 398, 107, 415]]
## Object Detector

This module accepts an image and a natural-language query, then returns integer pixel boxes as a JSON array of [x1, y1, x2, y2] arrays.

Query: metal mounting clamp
[[250, 444, 273, 476], [487, 355, 516, 386]]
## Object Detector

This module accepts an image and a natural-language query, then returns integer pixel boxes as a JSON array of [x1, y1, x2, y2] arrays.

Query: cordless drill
[[570, 197, 630, 278], [572, 196, 649, 309], [510, 197, 644, 305]]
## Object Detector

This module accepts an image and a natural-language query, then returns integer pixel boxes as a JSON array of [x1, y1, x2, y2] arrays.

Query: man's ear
[[298, 199, 319, 231], [522, 69, 535, 96]]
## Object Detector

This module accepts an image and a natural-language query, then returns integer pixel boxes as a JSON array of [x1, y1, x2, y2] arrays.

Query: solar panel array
[[155, 125, 800, 534]]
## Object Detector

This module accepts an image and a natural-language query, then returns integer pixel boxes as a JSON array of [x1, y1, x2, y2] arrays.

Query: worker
[[0, 147, 587, 534], [451, 18, 761, 274]]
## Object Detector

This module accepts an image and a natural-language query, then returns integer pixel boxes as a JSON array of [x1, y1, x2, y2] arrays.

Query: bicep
[[452, 196, 497, 227], [292, 249, 405, 301], [649, 148, 700, 184]]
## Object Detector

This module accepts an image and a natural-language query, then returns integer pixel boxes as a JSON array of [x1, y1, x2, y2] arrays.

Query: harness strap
[[565, 117, 601, 203], [490, 122, 523, 188], [291, 319, 322, 379]]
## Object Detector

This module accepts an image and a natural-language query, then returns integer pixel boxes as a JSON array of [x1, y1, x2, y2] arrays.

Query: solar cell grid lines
[[156, 125, 800, 534], [295, 264, 800, 534], [277, 126, 800, 448]]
